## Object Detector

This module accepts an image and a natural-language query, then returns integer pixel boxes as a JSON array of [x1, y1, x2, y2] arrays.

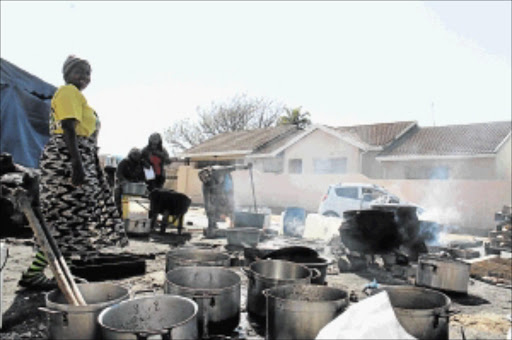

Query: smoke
[[415, 171, 463, 246], [418, 220, 459, 246]]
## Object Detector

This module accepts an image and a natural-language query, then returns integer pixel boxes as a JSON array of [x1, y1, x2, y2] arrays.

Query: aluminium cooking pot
[[98, 294, 199, 340], [264, 284, 349, 340], [40, 283, 130, 340], [242, 260, 314, 324], [164, 266, 241, 339], [375, 286, 454, 340], [262, 247, 332, 285], [416, 254, 471, 294], [165, 248, 231, 273]]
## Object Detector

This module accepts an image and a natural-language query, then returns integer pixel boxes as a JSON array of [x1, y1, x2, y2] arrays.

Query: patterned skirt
[[39, 134, 129, 256]]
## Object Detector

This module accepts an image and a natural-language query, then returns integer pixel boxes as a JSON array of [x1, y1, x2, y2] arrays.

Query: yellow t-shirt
[[50, 85, 97, 137]]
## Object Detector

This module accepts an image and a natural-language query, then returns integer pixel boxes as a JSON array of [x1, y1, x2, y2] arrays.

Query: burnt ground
[[1, 207, 511, 340]]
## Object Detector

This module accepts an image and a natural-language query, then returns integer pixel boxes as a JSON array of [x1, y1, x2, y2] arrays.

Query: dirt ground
[[1, 207, 511, 339]]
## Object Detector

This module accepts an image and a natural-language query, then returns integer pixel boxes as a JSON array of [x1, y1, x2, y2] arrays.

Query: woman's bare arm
[[61, 118, 86, 186]]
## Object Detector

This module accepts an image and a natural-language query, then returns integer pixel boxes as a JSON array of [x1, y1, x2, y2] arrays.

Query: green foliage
[[278, 106, 312, 129]]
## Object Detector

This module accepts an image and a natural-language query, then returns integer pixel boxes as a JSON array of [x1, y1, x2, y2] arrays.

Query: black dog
[[148, 188, 191, 234]]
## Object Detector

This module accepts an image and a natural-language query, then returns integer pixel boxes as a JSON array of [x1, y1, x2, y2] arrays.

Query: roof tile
[[379, 121, 511, 157]]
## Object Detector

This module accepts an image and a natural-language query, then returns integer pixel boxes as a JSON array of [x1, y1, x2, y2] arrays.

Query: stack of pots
[[262, 246, 333, 285], [242, 259, 314, 326], [164, 266, 241, 339], [41, 283, 130, 340]]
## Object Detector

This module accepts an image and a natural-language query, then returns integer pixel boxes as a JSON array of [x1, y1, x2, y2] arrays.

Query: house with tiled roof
[[180, 121, 418, 178], [377, 121, 511, 180], [180, 120, 511, 181]]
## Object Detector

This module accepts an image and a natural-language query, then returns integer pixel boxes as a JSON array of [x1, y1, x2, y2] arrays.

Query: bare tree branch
[[164, 93, 285, 154]]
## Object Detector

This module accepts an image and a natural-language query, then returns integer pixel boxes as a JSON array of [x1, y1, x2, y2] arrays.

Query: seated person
[[114, 148, 146, 215]]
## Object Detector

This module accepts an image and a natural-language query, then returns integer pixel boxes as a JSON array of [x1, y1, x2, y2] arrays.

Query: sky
[[1, 1, 511, 157]]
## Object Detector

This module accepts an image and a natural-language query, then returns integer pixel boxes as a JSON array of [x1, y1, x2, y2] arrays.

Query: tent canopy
[[1, 58, 56, 168]]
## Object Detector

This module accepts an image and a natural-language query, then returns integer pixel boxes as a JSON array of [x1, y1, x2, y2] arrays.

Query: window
[[288, 159, 302, 174], [263, 158, 283, 173], [313, 157, 347, 174], [335, 187, 358, 199], [362, 187, 384, 200], [430, 166, 450, 180]]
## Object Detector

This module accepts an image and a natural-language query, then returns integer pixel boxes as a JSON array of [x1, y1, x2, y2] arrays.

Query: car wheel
[[323, 211, 339, 217]]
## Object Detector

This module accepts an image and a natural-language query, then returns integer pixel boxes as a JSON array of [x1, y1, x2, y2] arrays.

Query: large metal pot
[[226, 227, 261, 247], [164, 266, 241, 338], [262, 247, 332, 285], [416, 254, 471, 294], [98, 294, 198, 340], [165, 248, 231, 272], [242, 260, 313, 323], [383, 286, 453, 340], [40, 283, 130, 340], [264, 284, 349, 340], [340, 209, 402, 254]]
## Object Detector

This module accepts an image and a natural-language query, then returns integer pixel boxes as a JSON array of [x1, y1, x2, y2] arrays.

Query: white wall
[[177, 163, 511, 233], [282, 129, 361, 174], [496, 136, 512, 180], [380, 157, 498, 179]]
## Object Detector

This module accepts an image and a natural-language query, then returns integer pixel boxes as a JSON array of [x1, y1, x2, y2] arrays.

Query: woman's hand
[[71, 159, 86, 186]]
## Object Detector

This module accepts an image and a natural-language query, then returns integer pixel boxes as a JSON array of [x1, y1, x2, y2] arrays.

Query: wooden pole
[[16, 191, 86, 306], [33, 206, 87, 306], [249, 167, 257, 213]]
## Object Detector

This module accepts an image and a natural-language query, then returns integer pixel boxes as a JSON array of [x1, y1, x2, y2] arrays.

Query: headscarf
[[128, 148, 141, 162], [148, 133, 163, 150], [62, 55, 90, 80]]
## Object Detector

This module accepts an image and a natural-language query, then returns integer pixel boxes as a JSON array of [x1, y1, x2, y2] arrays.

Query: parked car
[[318, 182, 423, 218]]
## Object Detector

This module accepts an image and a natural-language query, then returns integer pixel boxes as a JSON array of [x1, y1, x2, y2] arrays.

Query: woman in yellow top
[[19, 55, 129, 289]]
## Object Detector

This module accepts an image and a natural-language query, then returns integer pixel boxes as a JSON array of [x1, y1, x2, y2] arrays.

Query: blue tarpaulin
[[1, 58, 56, 168]]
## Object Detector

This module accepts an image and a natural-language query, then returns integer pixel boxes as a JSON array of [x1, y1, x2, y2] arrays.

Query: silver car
[[317, 183, 401, 217]]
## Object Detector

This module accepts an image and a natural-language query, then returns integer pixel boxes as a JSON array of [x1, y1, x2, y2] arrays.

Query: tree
[[164, 93, 284, 154], [278, 106, 312, 129]]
